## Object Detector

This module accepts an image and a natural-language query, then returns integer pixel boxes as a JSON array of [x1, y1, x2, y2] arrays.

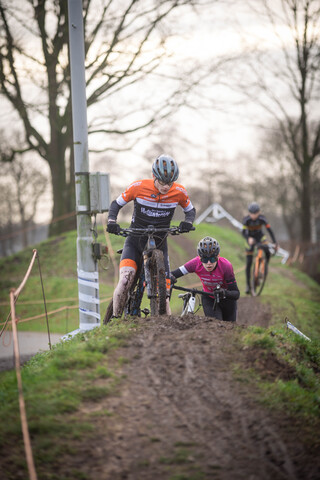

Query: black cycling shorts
[[121, 234, 170, 278], [202, 295, 237, 322]]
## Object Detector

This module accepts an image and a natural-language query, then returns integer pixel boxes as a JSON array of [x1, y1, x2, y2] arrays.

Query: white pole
[[66, 0, 100, 336]]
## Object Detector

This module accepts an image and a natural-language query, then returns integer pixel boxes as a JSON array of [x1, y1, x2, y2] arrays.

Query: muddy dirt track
[[62, 298, 319, 480]]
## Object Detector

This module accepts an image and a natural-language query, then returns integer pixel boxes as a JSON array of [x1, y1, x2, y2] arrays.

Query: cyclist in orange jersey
[[107, 154, 196, 318], [242, 202, 278, 294]]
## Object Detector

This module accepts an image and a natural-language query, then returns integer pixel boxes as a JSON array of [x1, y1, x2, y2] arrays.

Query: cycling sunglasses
[[157, 179, 173, 187], [200, 255, 218, 264]]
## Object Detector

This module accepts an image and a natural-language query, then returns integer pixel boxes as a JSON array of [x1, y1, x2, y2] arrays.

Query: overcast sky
[[2, 0, 318, 224], [88, 0, 299, 188]]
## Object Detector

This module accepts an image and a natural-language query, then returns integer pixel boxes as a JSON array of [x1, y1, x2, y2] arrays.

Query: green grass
[[235, 324, 320, 422], [0, 321, 137, 477], [0, 228, 115, 333]]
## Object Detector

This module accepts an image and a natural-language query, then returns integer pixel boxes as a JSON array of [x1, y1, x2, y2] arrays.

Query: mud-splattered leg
[[166, 298, 171, 315], [113, 266, 136, 317]]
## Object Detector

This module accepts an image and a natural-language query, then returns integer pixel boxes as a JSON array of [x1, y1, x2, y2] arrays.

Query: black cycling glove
[[107, 222, 121, 234], [170, 274, 177, 285], [214, 286, 227, 299], [179, 221, 193, 233]]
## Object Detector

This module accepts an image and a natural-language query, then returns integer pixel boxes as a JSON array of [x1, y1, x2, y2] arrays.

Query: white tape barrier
[[287, 321, 311, 341], [77, 269, 100, 322]]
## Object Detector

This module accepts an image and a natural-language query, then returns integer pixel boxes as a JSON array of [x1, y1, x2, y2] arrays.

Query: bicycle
[[103, 225, 194, 323], [172, 284, 226, 316], [251, 242, 276, 296]]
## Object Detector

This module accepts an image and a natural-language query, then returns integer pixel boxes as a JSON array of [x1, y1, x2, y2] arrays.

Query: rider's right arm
[[241, 217, 249, 239], [170, 267, 185, 279], [184, 206, 196, 224], [107, 199, 123, 222], [242, 227, 248, 240]]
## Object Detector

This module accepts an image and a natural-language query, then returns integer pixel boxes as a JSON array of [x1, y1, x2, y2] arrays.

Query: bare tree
[[230, 0, 320, 242], [0, 151, 47, 249], [0, 0, 219, 235], [254, 128, 304, 240]]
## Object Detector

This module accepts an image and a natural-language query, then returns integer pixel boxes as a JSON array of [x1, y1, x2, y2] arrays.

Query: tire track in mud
[[79, 315, 318, 480]]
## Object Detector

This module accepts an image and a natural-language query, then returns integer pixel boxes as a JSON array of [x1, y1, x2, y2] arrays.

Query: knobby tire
[[251, 248, 268, 296], [126, 269, 145, 317], [103, 299, 114, 324], [149, 249, 167, 316]]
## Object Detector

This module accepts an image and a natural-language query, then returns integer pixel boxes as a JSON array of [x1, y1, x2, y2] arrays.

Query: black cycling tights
[[202, 296, 237, 322]]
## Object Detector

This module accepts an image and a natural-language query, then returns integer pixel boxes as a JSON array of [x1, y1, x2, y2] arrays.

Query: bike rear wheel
[[251, 248, 268, 296], [149, 249, 167, 316], [125, 269, 145, 317]]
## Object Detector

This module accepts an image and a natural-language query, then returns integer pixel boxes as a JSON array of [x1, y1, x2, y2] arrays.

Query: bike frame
[[172, 284, 224, 316]]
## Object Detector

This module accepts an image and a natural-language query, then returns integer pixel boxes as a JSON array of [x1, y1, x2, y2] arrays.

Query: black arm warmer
[[242, 228, 248, 240], [171, 267, 185, 279], [184, 207, 196, 224], [108, 199, 122, 222], [225, 276, 240, 300], [267, 226, 276, 244], [225, 289, 240, 300]]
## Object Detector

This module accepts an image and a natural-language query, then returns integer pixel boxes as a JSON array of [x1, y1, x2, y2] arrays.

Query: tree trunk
[[48, 140, 76, 236], [300, 166, 312, 242]]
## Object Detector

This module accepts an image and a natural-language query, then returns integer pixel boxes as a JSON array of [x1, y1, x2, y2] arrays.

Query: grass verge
[[0, 320, 138, 479], [233, 324, 320, 433]]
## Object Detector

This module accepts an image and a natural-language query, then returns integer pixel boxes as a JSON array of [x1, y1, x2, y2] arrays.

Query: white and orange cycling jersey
[[112, 178, 195, 228]]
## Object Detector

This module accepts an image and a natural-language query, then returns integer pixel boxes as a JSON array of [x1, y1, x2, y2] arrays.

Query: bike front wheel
[[251, 248, 268, 296], [103, 298, 114, 324], [149, 249, 167, 316]]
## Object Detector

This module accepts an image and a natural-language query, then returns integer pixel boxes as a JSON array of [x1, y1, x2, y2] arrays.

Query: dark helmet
[[197, 236, 220, 258], [152, 154, 179, 184], [248, 202, 260, 214]]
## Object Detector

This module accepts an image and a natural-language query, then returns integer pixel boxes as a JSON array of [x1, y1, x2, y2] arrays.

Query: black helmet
[[248, 202, 260, 214], [152, 154, 179, 184], [197, 236, 220, 258]]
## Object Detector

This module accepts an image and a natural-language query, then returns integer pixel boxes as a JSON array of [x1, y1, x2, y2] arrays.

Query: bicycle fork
[[180, 292, 196, 315], [142, 233, 157, 299], [143, 249, 155, 298]]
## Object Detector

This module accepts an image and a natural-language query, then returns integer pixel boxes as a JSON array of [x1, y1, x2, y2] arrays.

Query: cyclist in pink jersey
[[171, 236, 240, 322]]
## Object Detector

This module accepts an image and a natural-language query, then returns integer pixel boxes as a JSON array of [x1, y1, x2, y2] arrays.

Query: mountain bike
[[103, 225, 194, 323], [172, 284, 226, 316], [251, 242, 276, 296]]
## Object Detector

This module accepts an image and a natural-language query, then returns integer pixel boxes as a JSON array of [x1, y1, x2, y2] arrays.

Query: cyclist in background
[[107, 154, 196, 318], [170, 236, 240, 322], [242, 202, 278, 294]]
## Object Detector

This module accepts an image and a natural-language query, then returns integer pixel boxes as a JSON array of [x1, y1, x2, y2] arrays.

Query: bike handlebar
[[256, 242, 277, 256], [172, 284, 223, 299], [116, 225, 195, 237]]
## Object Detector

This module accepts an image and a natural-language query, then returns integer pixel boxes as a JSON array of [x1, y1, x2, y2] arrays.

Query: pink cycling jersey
[[179, 256, 236, 294]]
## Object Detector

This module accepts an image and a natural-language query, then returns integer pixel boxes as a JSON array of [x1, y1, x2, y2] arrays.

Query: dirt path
[[62, 304, 319, 480]]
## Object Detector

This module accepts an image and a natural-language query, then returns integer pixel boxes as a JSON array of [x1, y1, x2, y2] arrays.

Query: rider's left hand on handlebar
[[107, 221, 121, 234], [178, 221, 194, 233], [214, 286, 226, 299]]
